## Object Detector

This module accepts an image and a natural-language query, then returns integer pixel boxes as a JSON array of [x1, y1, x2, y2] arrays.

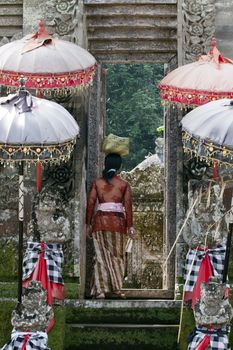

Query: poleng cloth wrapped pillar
[[188, 327, 230, 350], [1, 331, 50, 350], [184, 246, 226, 308], [23, 243, 64, 301], [102, 134, 129, 156], [22, 243, 64, 331]]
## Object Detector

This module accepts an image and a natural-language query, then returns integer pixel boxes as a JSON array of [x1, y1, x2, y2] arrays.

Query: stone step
[[84, 0, 177, 5], [65, 324, 179, 349], [65, 299, 181, 309], [69, 323, 179, 328], [0, 27, 22, 38], [85, 4, 176, 16], [87, 27, 176, 40], [0, 5, 23, 16], [0, 0, 22, 4], [89, 39, 176, 52], [64, 300, 181, 328], [87, 19, 177, 29], [87, 15, 177, 28], [90, 51, 176, 64]]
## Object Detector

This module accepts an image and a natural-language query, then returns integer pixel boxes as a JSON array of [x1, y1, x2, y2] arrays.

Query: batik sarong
[[91, 231, 126, 296]]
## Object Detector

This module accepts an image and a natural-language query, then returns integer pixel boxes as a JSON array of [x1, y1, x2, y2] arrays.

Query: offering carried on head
[[102, 133, 129, 156]]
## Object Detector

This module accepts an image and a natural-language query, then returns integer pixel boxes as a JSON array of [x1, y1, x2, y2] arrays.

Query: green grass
[[0, 301, 15, 347], [0, 282, 79, 299], [178, 307, 195, 350], [48, 306, 66, 350]]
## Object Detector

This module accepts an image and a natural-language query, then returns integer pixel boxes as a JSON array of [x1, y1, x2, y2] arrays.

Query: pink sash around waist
[[97, 202, 124, 213]]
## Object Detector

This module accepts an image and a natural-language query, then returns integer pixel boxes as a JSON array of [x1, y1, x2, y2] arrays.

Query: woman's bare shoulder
[[116, 175, 130, 187]]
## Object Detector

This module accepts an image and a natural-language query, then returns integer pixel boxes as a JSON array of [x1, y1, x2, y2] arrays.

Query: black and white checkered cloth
[[1, 331, 50, 350], [184, 246, 226, 292], [188, 327, 230, 350], [23, 243, 64, 285]]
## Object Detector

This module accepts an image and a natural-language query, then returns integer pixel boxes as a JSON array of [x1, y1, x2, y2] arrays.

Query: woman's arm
[[86, 182, 97, 227], [123, 183, 136, 238]]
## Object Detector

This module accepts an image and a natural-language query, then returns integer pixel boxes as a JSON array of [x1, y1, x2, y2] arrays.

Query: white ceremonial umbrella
[[181, 98, 233, 284], [0, 83, 80, 302], [0, 20, 96, 96]]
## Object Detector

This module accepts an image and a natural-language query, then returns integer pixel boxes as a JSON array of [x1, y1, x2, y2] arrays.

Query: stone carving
[[183, 180, 228, 248], [182, 0, 216, 63], [154, 137, 164, 164], [194, 277, 232, 327], [12, 281, 53, 331], [121, 155, 164, 288], [39, 0, 78, 40], [29, 184, 71, 242]]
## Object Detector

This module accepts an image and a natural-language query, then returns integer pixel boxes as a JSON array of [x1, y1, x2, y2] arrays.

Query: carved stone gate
[[0, 0, 227, 299], [85, 0, 178, 298]]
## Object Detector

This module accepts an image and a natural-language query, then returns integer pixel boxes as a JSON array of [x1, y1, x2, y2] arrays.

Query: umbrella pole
[[222, 222, 233, 283], [18, 162, 24, 303], [222, 199, 233, 283]]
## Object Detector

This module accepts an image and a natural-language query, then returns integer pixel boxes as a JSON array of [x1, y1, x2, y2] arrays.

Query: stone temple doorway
[[105, 63, 169, 297], [84, 0, 178, 299], [85, 61, 178, 298]]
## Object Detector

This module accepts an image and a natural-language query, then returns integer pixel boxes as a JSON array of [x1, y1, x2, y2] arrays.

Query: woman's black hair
[[102, 153, 122, 183]]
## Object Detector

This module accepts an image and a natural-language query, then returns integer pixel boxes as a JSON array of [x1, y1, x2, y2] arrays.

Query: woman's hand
[[86, 224, 93, 239], [127, 226, 136, 239]]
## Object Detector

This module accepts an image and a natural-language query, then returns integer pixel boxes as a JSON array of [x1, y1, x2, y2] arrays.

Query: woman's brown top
[[86, 175, 133, 234]]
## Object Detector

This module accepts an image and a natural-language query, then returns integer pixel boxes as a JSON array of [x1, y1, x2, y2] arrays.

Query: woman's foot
[[111, 290, 126, 299], [95, 292, 105, 299]]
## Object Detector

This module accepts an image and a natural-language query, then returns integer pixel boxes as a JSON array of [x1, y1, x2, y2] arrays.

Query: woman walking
[[86, 153, 135, 299]]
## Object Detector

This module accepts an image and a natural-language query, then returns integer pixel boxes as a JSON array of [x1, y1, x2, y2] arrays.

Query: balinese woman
[[86, 153, 135, 299]]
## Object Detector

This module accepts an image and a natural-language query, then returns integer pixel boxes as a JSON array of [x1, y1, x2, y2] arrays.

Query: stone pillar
[[215, 1, 233, 57], [85, 64, 105, 296], [182, 0, 215, 63], [164, 106, 178, 291]]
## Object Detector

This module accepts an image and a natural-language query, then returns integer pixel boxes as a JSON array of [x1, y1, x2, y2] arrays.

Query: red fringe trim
[[0, 65, 96, 90], [159, 84, 233, 106]]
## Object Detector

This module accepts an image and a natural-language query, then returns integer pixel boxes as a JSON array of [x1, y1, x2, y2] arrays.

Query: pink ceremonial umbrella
[[0, 20, 96, 97], [158, 39, 233, 108]]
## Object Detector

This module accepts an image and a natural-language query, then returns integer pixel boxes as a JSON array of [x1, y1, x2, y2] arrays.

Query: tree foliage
[[105, 64, 164, 170]]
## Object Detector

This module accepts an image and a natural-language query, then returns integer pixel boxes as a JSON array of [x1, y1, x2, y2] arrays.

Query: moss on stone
[[65, 326, 178, 350], [65, 307, 180, 325]]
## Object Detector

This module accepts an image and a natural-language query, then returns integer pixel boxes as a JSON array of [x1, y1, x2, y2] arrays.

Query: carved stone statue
[[183, 180, 228, 248], [29, 185, 71, 242], [154, 137, 164, 163], [194, 277, 232, 327], [11, 281, 53, 332]]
